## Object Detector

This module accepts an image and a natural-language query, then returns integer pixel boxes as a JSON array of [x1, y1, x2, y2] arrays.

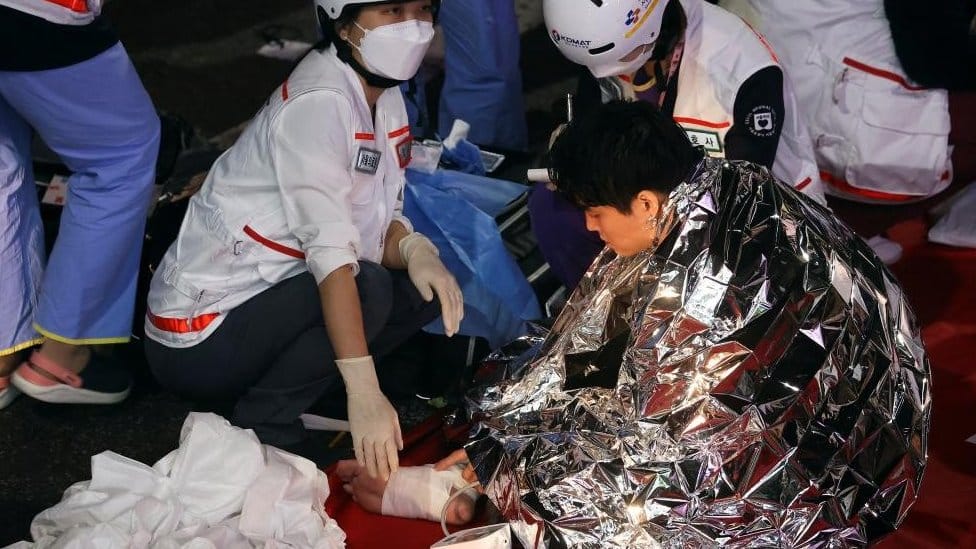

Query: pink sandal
[[11, 350, 130, 405]]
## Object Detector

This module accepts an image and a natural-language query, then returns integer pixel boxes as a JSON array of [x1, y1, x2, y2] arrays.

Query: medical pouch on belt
[[668, 0, 824, 202], [806, 45, 951, 201], [145, 46, 411, 348]]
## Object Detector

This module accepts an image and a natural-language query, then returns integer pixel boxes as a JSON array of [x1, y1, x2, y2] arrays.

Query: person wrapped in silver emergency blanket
[[464, 100, 931, 548]]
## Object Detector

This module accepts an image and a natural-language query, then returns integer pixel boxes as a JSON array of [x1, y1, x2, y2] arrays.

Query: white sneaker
[[866, 235, 903, 265]]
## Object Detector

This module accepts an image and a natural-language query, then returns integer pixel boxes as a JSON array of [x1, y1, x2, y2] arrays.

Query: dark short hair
[[547, 100, 702, 213]]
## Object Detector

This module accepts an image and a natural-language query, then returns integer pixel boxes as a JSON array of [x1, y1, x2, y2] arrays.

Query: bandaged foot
[[382, 464, 479, 523], [336, 460, 479, 525]]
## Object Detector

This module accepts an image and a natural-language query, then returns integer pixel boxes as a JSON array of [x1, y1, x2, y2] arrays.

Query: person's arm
[[723, 65, 785, 170], [382, 221, 410, 269], [270, 94, 371, 357], [270, 91, 401, 479], [382, 180, 464, 335], [320, 265, 403, 481], [319, 265, 369, 359]]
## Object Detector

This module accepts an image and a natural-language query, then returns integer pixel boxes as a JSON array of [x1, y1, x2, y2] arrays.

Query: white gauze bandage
[[380, 465, 470, 521]]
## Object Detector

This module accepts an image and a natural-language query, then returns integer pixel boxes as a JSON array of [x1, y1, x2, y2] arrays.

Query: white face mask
[[352, 19, 435, 81], [589, 43, 656, 79]]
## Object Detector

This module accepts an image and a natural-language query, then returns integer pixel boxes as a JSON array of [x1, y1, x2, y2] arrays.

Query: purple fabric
[[527, 183, 604, 290], [632, 68, 665, 107]]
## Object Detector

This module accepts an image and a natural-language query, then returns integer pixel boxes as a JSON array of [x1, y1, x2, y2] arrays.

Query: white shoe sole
[[11, 372, 130, 405], [0, 385, 20, 409]]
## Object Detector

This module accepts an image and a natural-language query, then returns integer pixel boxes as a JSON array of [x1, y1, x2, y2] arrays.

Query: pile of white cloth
[[5, 413, 346, 548]]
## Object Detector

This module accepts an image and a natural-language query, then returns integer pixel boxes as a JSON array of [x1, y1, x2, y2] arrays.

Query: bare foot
[[19, 340, 92, 383], [38, 340, 91, 374], [336, 460, 478, 525]]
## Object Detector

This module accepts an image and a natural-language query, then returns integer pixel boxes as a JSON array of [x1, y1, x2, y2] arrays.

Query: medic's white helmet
[[315, 0, 437, 20], [543, 0, 669, 78], [314, 0, 382, 20]]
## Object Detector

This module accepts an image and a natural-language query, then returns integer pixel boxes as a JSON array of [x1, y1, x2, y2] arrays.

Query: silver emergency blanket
[[465, 158, 931, 548]]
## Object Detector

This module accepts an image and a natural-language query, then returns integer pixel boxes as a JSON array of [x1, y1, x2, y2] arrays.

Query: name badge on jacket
[[355, 147, 381, 175]]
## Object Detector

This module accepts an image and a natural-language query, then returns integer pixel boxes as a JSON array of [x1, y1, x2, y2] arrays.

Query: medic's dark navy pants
[[145, 262, 439, 446]]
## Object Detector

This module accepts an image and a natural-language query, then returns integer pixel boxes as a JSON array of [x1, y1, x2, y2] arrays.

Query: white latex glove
[[399, 232, 464, 336], [336, 356, 402, 479]]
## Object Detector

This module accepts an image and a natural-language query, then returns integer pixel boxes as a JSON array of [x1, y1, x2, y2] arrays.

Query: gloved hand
[[336, 356, 402, 479], [399, 232, 464, 336]]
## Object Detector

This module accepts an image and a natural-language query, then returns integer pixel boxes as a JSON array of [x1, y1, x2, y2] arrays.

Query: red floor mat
[[879, 219, 976, 548], [324, 219, 976, 549], [324, 415, 462, 549]]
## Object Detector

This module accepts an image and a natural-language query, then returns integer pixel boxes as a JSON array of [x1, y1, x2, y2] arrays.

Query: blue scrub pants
[[438, 0, 528, 151], [0, 42, 159, 357]]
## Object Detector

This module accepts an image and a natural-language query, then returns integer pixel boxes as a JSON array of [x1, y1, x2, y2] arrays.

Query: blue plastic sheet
[[404, 168, 539, 348]]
